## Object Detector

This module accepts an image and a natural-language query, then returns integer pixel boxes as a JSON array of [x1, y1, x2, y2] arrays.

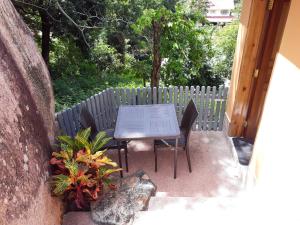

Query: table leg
[[117, 140, 123, 178], [174, 138, 178, 179], [125, 145, 129, 172]]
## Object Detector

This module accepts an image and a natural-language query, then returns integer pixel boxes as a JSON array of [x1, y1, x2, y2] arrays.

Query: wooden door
[[243, 0, 291, 141]]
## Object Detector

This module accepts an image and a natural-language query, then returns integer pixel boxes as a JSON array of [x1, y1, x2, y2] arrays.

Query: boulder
[[91, 170, 156, 225], [0, 1, 62, 225]]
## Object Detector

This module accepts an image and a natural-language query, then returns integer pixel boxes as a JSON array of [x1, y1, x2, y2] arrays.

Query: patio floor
[[63, 131, 245, 225], [112, 131, 242, 198]]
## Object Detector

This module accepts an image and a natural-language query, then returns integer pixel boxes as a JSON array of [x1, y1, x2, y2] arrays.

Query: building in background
[[206, 0, 235, 24]]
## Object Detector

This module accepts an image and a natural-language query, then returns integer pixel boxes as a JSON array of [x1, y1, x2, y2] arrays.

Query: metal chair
[[79, 106, 128, 177], [154, 99, 199, 178]]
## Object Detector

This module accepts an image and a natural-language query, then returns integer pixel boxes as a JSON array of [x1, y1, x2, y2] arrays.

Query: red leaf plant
[[50, 128, 121, 209]]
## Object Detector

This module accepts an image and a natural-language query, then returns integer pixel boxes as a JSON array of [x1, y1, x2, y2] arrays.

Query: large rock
[[91, 171, 156, 225], [0, 1, 62, 225]]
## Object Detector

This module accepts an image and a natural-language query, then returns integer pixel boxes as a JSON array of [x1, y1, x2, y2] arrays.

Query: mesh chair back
[[79, 106, 98, 137], [180, 99, 199, 140]]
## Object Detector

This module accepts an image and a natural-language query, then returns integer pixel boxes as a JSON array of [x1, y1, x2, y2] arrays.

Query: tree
[[13, 0, 106, 68], [132, 3, 211, 87], [211, 0, 241, 80]]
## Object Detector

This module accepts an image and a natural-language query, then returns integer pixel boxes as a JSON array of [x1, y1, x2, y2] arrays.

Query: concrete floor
[[111, 131, 242, 198], [63, 132, 245, 225]]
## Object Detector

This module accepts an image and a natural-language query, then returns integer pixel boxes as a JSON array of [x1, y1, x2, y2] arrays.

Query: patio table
[[114, 104, 180, 178]]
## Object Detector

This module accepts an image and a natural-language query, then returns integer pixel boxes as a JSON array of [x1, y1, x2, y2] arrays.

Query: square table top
[[114, 104, 180, 140]]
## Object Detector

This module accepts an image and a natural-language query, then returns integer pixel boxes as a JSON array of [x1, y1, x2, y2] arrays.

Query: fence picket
[[90, 95, 99, 130], [126, 88, 130, 105], [95, 93, 104, 130], [62, 109, 72, 136], [198, 86, 205, 130], [153, 87, 157, 104], [179, 86, 184, 123], [163, 87, 168, 104], [71, 104, 80, 133], [132, 88, 136, 105], [169, 86, 174, 104], [190, 86, 195, 102], [203, 86, 211, 131], [147, 87, 153, 104], [120, 88, 125, 105], [57, 112, 67, 135], [219, 87, 228, 131], [214, 86, 222, 131], [104, 91, 112, 128], [86, 98, 93, 116], [158, 87, 162, 104], [144, 87, 148, 104], [174, 86, 178, 120], [99, 93, 108, 129], [209, 86, 216, 131], [193, 86, 199, 130], [109, 88, 117, 125], [137, 88, 141, 105], [106, 89, 114, 128], [141, 87, 146, 104], [104, 91, 113, 128], [184, 86, 189, 108], [115, 88, 120, 107]]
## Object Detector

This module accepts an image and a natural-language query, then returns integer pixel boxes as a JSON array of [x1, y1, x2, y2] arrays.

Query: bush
[[50, 128, 121, 209]]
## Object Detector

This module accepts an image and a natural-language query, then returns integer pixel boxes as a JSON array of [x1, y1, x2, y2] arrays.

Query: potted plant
[[49, 128, 121, 211]]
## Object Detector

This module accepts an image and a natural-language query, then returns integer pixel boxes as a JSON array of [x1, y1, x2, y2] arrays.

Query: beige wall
[[248, 0, 300, 221]]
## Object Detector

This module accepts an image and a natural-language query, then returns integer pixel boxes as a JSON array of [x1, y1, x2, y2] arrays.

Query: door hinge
[[243, 120, 248, 128], [253, 69, 259, 78], [268, 0, 274, 10]]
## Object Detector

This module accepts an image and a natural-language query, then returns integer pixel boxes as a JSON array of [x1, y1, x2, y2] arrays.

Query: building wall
[[248, 0, 300, 221], [206, 0, 235, 23]]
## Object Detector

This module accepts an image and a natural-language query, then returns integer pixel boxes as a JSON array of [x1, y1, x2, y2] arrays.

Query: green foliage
[[212, 21, 239, 79], [50, 128, 121, 209], [51, 36, 143, 111], [15, 0, 238, 111], [91, 33, 123, 71], [53, 71, 143, 111], [132, 4, 216, 86]]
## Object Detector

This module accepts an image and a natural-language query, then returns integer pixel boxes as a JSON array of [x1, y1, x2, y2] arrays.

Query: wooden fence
[[56, 85, 228, 137]]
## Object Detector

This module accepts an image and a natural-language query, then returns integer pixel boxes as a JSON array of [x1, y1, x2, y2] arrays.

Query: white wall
[[248, 0, 300, 223]]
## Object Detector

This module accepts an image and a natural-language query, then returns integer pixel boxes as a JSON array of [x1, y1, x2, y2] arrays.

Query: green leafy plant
[[132, 4, 213, 87], [50, 128, 121, 209]]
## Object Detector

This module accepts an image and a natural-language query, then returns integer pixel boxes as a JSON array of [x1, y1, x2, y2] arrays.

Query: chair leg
[[154, 144, 158, 172], [117, 142, 123, 178], [124, 145, 129, 173], [185, 145, 192, 173]]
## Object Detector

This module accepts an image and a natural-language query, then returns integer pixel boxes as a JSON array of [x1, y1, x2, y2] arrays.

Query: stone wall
[[0, 0, 62, 224]]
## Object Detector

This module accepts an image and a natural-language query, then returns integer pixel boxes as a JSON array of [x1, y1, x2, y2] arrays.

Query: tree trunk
[[151, 20, 162, 88], [39, 10, 51, 67]]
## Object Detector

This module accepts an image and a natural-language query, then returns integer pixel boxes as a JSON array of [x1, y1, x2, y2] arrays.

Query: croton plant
[[50, 128, 121, 209]]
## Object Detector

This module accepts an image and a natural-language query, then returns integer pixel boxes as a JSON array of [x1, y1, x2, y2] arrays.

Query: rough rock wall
[[0, 0, 63, 224]]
